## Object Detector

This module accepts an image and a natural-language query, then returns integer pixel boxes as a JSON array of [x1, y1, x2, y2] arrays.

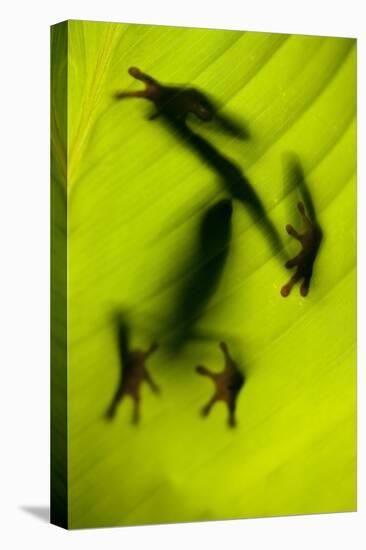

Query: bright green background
[[63, 20, 356, 528]]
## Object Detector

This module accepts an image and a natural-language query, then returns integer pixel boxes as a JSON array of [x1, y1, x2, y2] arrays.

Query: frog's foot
[[196, 342, 244, 427], [114, 67, 160, 102], [281, 202, 322, 297]]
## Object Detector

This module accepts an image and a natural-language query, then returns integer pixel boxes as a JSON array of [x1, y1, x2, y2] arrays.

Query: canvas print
[[50, 20, 357, 529]]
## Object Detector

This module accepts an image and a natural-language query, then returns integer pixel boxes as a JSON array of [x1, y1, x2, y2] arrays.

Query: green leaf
[[61, 20, 356, 528]]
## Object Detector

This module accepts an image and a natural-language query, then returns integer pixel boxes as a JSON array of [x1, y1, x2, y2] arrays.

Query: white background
[[0, 0, 364, 548]]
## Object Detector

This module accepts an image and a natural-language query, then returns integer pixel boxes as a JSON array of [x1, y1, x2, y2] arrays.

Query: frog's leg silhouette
[[105, 342, 159, 424], [115, 67, 284, 257], [281, 201, 323, 297], [115, 67, 215, 122], [196, 342, 245, 427]]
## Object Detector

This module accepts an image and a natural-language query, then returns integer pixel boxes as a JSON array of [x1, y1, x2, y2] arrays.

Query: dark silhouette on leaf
[[115, 67, 250, 138], [115, 67, 215, 122], [168, 119, 282, 254], [196, 341, 245, 427], [105, 313, 159, 424], [115, 67, 282, 256], [165, 199, 233, 352], [281, 154, 323, 297]]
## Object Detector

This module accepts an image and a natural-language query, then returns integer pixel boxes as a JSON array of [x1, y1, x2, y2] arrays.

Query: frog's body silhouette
[[196, 342, 245, 427], [166, 199, 233, 353]]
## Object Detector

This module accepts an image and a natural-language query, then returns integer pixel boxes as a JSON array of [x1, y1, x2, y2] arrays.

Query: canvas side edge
[[50, 20, 68, 530]]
